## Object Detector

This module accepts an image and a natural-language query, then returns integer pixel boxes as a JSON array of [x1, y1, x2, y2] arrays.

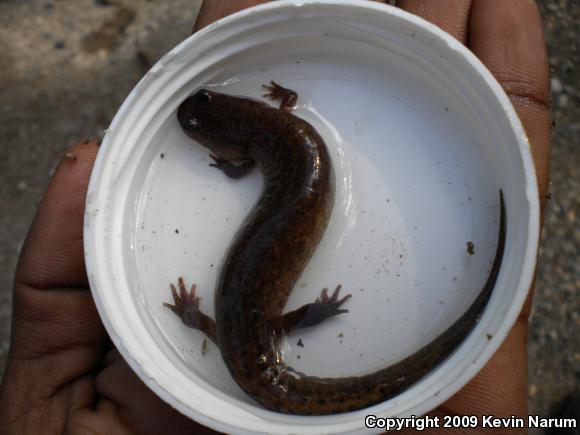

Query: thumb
[[2, 139, 108, 408]]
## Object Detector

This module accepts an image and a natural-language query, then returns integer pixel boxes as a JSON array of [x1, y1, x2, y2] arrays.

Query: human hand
[[197, 2, 551, 433], [0, 1, 549, 435], [0, 139, 217, 435]]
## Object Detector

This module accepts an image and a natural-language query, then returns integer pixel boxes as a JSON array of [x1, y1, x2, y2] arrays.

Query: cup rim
[[84, 1, 540, 433]]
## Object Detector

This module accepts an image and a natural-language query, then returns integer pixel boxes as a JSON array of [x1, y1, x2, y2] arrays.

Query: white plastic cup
[[84, 1, 539, 433]]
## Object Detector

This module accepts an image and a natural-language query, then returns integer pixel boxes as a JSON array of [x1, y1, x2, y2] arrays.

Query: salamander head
[[177, 89, 251, 160]]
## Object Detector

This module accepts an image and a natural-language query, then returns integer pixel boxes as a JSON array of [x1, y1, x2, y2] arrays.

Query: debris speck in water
[[466, 241, 475, 255]]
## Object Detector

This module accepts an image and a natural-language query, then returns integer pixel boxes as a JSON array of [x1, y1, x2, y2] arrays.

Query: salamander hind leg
[[279, 285, 352, 333], [163, 277, 217, 342], [262, 81, 298, 112]]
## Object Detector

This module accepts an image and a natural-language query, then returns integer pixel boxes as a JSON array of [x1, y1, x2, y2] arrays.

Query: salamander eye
[[193, 89, 212, 104]]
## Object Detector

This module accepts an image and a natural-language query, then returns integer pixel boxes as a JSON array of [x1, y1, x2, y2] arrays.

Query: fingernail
[[64, 152, 78, 161]]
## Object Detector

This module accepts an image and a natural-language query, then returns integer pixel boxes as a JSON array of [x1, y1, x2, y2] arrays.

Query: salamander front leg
[[278, 285, 352, 333], [163, 277, 217, 343], [209, 154, 255, 179], [262, 81, 298, 112]]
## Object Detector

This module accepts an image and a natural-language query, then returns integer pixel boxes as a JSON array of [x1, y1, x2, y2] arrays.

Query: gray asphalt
[[0, 0, 577, 420]]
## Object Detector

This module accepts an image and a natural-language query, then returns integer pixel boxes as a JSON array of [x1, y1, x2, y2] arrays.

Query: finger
[[96, 351, 219, 434], [0, 139, 109, 419], [162, 302, 176, 312], [15, 139, 100, 289], [195, 0, 388, 33], [330, 284, 342, 301], [440, 319, 528, 417], [67, 401, 135, 435], [398, 0, 473, 44], [338, 295, 352, 305], [469, 0, 551, 211], [170, 283, 179, 303], [178, 276, 188, 300], [398, 318, 528, 435], [193, 0, 271, 32]]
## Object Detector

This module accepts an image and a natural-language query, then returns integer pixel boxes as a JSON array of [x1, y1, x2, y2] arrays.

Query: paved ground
[[0, 0, 202, 380], [528, 0, 580, 417], [0, 0, 577, 420]]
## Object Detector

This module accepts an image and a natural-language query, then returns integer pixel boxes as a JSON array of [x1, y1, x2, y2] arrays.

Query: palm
[[0, 1, 549, 434]]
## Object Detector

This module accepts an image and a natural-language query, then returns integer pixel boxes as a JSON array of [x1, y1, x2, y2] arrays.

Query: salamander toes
[[315, 284, 351, 316], [164, 277, 202, 316]]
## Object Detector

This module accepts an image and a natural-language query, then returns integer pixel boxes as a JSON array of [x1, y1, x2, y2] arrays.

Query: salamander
[[164, 81, 507, 415]]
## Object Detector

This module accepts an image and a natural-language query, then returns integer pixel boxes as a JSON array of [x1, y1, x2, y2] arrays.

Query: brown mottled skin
[[165, 83, 507, 415]]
